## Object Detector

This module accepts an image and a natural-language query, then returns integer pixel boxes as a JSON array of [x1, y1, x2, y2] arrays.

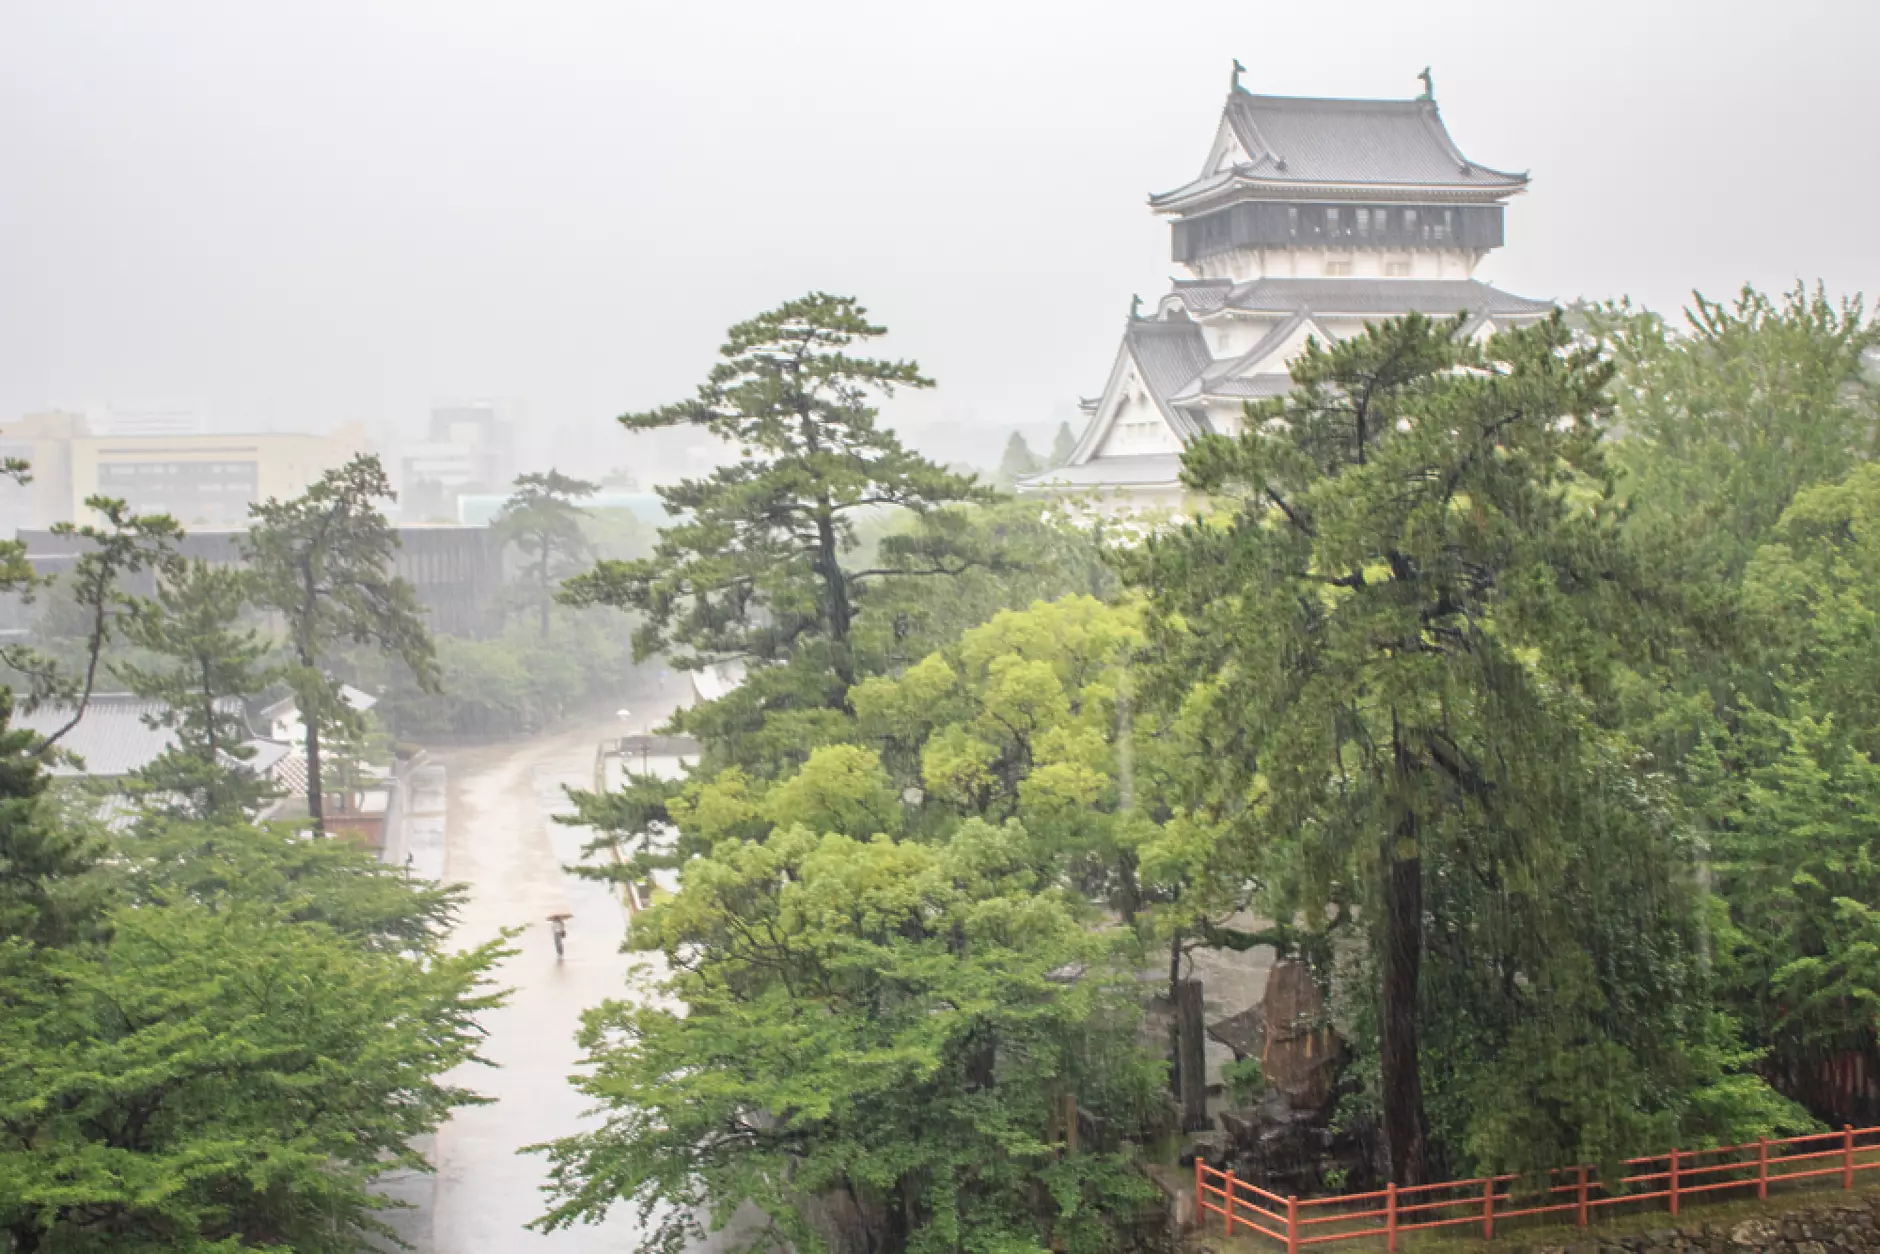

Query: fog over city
[[16, 5, 1880, 1253], [4, 0, 1876, 474]]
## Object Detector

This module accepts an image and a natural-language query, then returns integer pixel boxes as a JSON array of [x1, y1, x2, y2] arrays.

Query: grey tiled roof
[[1169, 279, 1233, 314], [1126, 319, 1216, 440], [1153, 93, 1526, 205], [1168, 277, 1552, 319], [1206, 309, 1316, 380], [1018, 454, 1187, 489], [17, 695, 242, 777], [1206, 374, 1296, 399], [1170, 310, 1313, 403]]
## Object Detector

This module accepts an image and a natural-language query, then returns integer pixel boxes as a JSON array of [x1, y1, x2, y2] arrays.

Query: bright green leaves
[[535, 819, 1158, 1254], [763, 745, 902, 838], [0, 899, 501, 1252], [1600, 284, 1879, 586], [0, 776, 507, 1252], [1701, 466, 1880, 1060]]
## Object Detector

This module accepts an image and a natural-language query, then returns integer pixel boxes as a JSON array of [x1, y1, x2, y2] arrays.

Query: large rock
[[1261, 958, 1342, 1113], [1206, 1004, 1266, 1060], [1178, 1130, 1232, 1168]]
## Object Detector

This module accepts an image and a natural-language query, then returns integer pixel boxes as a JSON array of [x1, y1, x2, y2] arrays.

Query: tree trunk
[[1167, 934, 1184, 1099], [1114, 849, 1142, 925], [1176, 977, 1211, 1132], [813, 500, 853, 684], [1380, 808, 1429, 1184], [305, 716, 325, 835]]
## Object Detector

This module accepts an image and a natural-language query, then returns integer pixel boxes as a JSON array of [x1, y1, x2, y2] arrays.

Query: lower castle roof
[[1171, 276, 1551, 319]]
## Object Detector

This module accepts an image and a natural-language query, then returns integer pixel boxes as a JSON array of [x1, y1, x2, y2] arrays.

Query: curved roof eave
[[1149, 174, 1527, 214]]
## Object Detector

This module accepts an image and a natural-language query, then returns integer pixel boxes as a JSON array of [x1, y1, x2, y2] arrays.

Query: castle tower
[[1022, 73, 1551, 511]]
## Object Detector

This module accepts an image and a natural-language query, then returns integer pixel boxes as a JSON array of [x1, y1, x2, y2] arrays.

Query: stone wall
[[1524, 1196, 1880, 1254]]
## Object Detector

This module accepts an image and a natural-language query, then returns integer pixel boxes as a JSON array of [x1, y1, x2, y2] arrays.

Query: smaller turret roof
[[1125, 318, 1217, 442]]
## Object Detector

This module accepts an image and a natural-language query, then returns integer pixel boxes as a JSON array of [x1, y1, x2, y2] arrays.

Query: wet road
[[429, 707, 679, 1253]]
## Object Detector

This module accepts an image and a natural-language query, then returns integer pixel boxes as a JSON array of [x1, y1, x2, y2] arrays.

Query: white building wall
[[1188, 245, 1483, 283]]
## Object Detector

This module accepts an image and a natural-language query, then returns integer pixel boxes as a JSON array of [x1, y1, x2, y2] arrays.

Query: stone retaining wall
[[1525, 1196, 1880, 1254]]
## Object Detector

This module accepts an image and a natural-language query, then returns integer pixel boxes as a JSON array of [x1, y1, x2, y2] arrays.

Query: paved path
[[428, 707, 681, 1253]]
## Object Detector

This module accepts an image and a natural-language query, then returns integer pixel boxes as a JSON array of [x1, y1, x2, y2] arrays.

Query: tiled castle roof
[[1153, 93, 1527, 207], [1169, 277, 1552, 319], [1125, 319, 1217, 441]]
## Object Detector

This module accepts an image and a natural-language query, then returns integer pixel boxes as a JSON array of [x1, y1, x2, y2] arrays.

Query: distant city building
[[72, 429, 367, 526], [1020, 71, 1551, 511], [401, 401, 519, 520], [89, 407, 208, 438], [18, 522, 505, 639], [0, 415, 369, 531], [0, 412, 85, 538]]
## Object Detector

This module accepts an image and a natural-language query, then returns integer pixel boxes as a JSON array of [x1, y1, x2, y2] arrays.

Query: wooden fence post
[[1387, 1182, 1398, 1253], [1287, 1194, 1298, 1254], [1845, 1125, 1855, 1191], [1576, 1165, 1589, 1228], [1193, 1156, 1202, 1229], [1669, 1147, 1680, 1217], [1483, 1177, 1495, 1239], [1758, 1136, 1769, 1201]]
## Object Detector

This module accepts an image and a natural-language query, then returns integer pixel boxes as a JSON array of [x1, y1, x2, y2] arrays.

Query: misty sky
[[3, 0, 1876, 469]]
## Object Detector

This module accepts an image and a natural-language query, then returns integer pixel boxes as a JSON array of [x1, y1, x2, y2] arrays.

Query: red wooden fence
[[1195, 1124, 1880, 1251]]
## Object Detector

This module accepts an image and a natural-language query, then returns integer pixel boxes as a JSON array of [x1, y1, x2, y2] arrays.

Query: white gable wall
[[1094, 363, 1183, 458], [1204, 116, 1251, 174]]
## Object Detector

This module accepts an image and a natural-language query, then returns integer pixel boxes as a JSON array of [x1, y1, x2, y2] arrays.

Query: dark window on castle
[[1288, 206, 1299, 237], [1404, 208, 1418, 235], [1356, 208, 1371, 235]]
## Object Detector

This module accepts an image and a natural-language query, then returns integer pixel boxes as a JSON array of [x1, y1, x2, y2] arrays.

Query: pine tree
[[493, 469, 598, 637], [0, 689, 98, 949], [562, 293, 991, 766], [1124, 313, 1774, 1180], [1050, 420, 1077, 467], [997, 431, 1041, 485], [243, 456, 438, 833], [115, 559, 275, 819], [7, 497, 183, 753]]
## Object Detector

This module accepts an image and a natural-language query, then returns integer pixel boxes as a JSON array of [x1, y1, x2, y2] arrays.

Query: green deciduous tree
[[494, 469, 599, 637], [532, 821, 1159, 1254], [0, 658, 509, 1253], [243, 455, 439, 832], [851, 595, 1249, 1130], [1697, 463, 1880, 1103], [1599, 284, 1879, 584], [0, 814, 507, 1252]]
